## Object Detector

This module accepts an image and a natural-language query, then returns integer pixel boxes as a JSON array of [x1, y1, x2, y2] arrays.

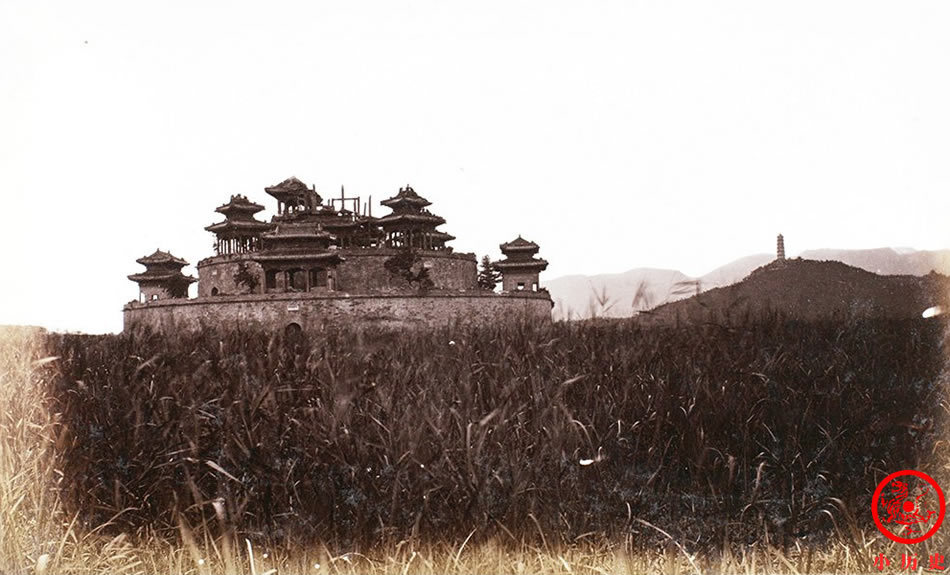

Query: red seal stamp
[[872, 470, 945, 544]]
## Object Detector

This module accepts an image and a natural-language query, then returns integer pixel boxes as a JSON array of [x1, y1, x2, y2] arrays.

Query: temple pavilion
[[127, 250, 196, 302], [377, 185, 455, 250], [264, 177, 382, 248], [255, 223, 344, 292], [264, 176, 322, 217], [204, 195, 272, 255], [494, 236, 548, 292]]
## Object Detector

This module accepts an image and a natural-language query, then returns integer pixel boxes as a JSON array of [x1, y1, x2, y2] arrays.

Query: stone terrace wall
[[124, 291, 552, 334], [196, 249, 477, 296], [335, 249, 477, 293], [196, 254, 263, 297]]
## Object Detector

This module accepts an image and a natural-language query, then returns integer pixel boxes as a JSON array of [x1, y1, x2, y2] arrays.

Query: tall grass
[[0, 327, 152, 574], [0, 327, 61, 573], [2, 318, 948, 573], [51, 320, 949, 541]]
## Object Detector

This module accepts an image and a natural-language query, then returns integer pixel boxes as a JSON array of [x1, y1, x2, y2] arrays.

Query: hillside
[[800, 247, 950, 276], [642, 258, 950, 325], [546, 248, 950, 319], [699, 253, 774, 289]]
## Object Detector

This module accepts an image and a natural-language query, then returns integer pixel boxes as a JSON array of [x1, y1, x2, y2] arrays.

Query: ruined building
[[124, 177, 552, 333]]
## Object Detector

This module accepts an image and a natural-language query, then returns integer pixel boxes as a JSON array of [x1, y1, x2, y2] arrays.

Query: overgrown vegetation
[[383, 248, 435, 291], [2, 318, 948, 573], [50, 319, 948, 541], [477, 255, 501, 291], [233, 263, 260, 294], [167, 276, 193, 299]]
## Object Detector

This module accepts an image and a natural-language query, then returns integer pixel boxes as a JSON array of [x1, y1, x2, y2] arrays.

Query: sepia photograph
[[2, 1, 949, 573]]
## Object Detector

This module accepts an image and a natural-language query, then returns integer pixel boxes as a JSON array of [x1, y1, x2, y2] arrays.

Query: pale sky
[[3, 1, 949, 333]]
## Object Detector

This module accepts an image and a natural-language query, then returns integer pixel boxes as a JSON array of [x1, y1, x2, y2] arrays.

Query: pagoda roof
[[262, 223, 335, 243], [265, 176, 310, 194], [376, 212, 446, 227], [135, 250, 189, 267], [204, 220, 274, 234], [274, 215, 364, 232], [499, 236, 540, 253], [420, 230, 456, 242], [265, 176, 323, 203], [215, 195, 265, 215], [493, 258, 549, 271], [380, 185, 432, 209], [128, 271, 197, 283], [252, 252, 345, 264]]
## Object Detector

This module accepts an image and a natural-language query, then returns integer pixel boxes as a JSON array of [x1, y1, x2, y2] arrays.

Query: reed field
[[1, 317, 948, 574]]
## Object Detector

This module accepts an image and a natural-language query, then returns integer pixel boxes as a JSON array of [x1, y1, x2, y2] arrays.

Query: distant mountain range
[[547, 248, 950, 320]]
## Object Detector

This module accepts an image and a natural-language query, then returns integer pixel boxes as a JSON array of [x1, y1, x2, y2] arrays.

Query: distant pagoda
[[204, 195, 273, 255], [494, 236, 548, 292], [777, 233, 786, 261], [377, 185, 455, 250], [128, 250, 196, 302]]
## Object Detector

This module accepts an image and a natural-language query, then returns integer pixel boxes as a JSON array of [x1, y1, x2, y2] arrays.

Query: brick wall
[[335, 249, 477, 292], [197, 255, 264, 297], [124, 291, 552, 333], [197, 249, 477, 296], [138, 285, 173, 302], [501, 271, 541, 293]]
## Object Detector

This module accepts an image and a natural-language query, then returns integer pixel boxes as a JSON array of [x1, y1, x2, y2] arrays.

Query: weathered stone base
[[123, 291, 552, 334]]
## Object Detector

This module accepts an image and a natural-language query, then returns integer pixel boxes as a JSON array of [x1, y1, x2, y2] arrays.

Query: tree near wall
[[166, 276, 192, 299], [477, 255, 501, 291], [383, 248, 434, 291], [234, 262, 260, 294]]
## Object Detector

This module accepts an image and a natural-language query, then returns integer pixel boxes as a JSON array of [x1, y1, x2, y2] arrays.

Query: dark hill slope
[[643, 258, 950, 325], [800, 248, 950, 276]]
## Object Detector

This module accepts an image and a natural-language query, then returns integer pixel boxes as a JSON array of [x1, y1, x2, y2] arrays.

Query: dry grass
[[1, 320, 948, 574]]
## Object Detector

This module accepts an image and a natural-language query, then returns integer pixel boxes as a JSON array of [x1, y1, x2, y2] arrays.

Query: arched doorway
[[284, 322, 302, 338]]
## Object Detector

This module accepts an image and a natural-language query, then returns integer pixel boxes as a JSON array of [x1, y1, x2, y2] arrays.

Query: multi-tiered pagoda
[[494, 236, 549, 292], [205, 195, 272, 255], [377, 185, 455, 250], [256, 223, 343, 292], [127, 250, 196, 302]]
